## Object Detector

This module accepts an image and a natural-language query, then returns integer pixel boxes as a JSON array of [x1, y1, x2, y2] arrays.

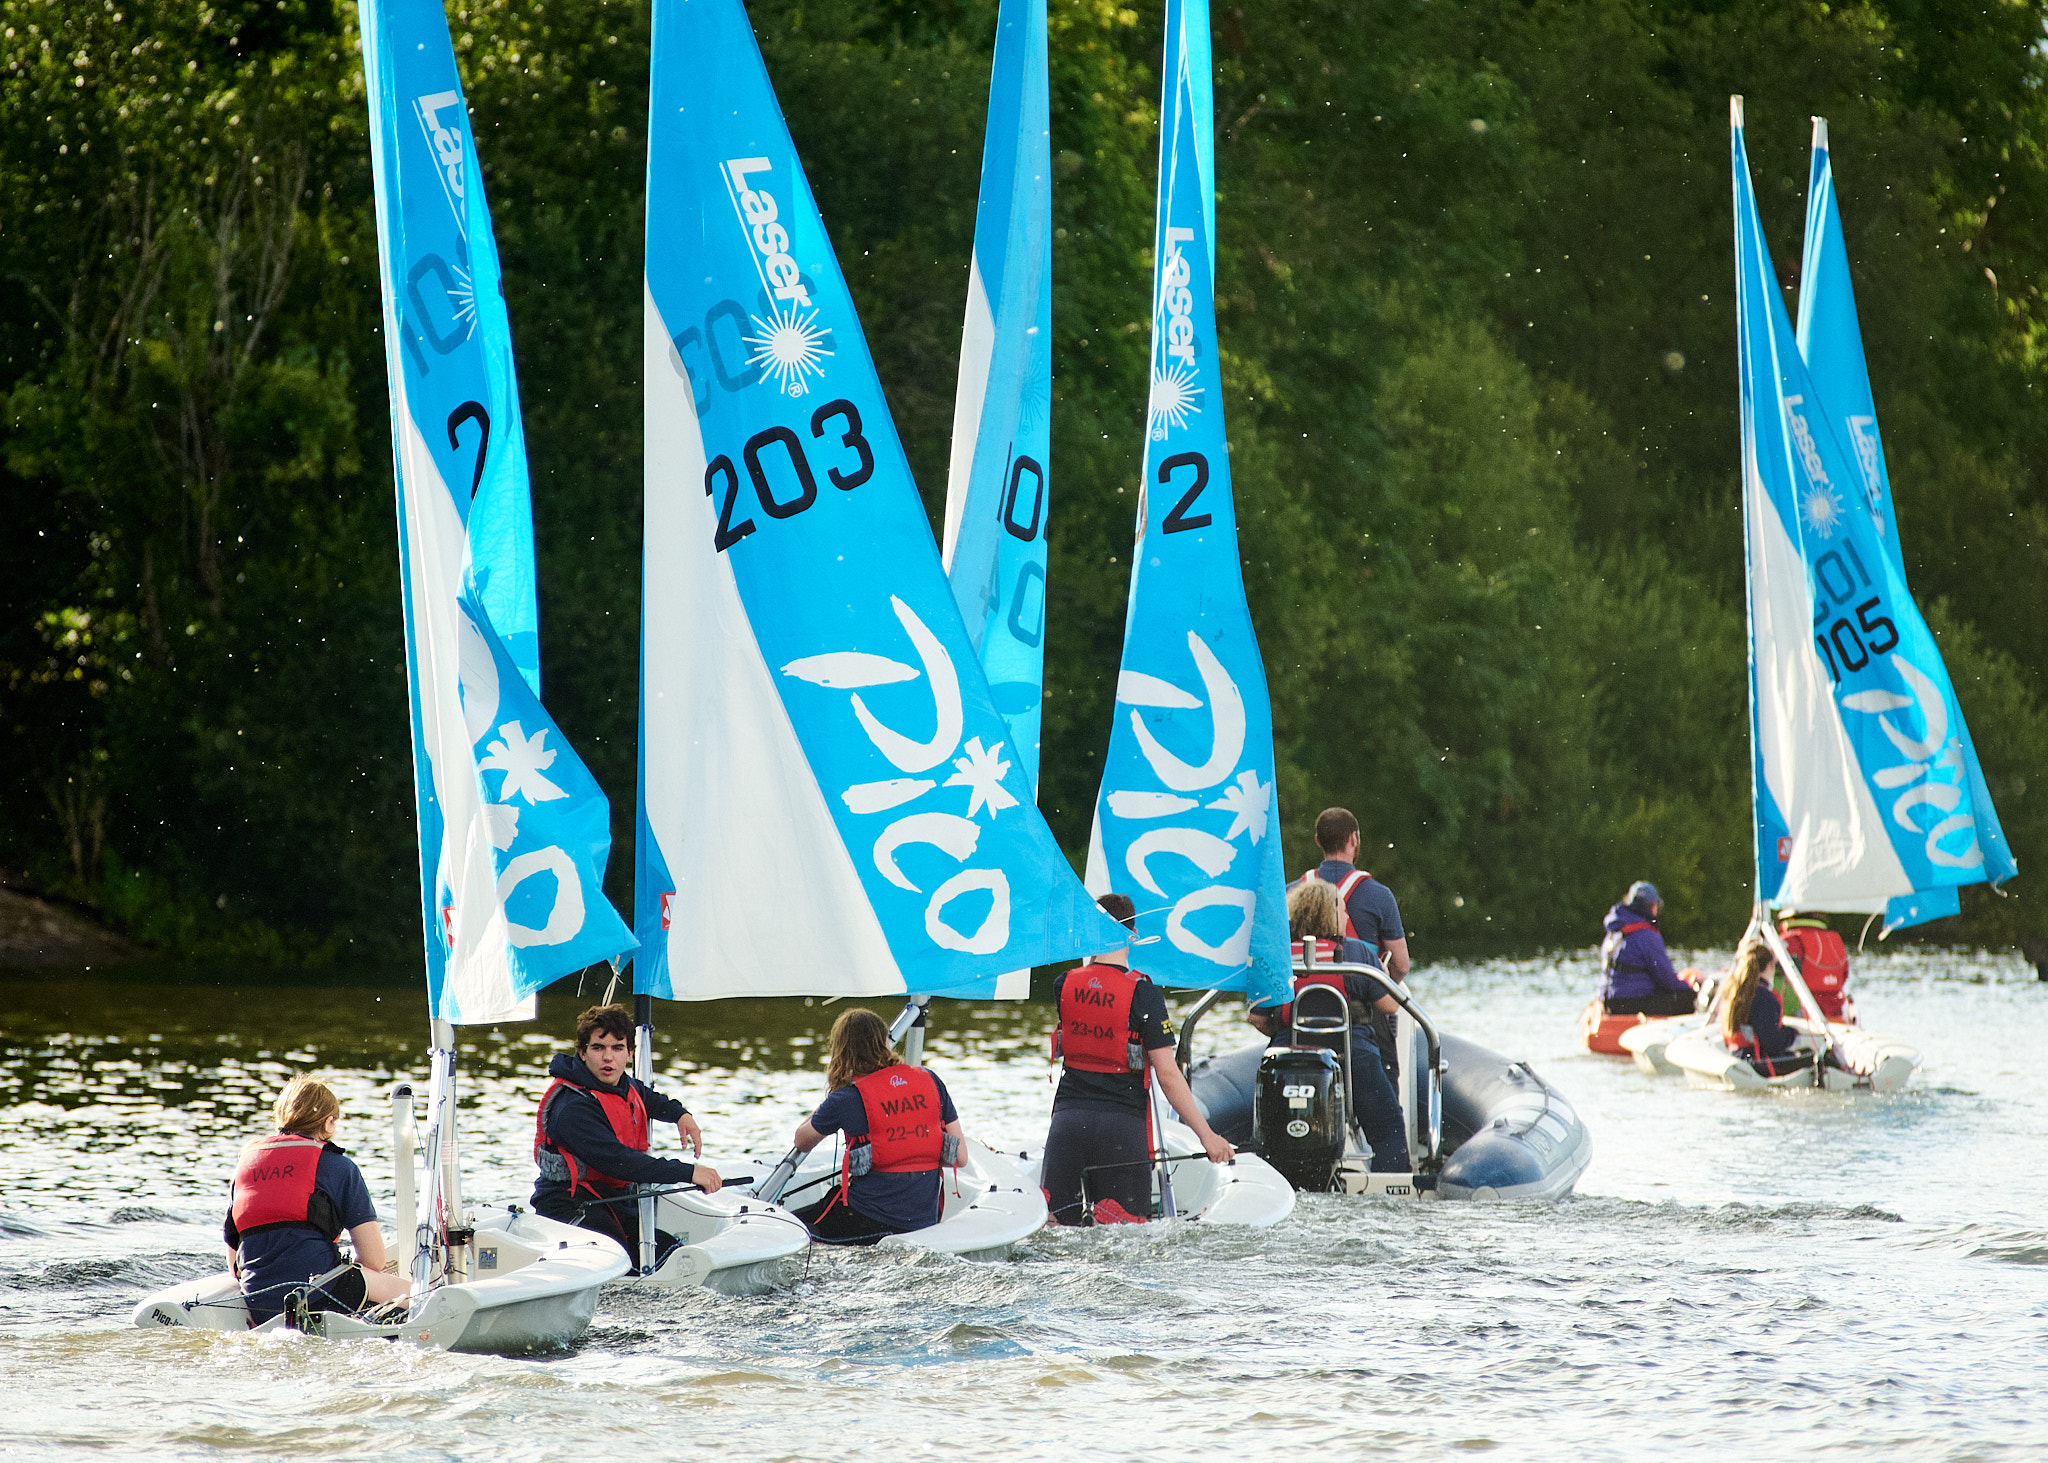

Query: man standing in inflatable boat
[[533, 1004, 721, 1269], [1291, 808, 1409, 981], [1038, 894, 1234, 1225]]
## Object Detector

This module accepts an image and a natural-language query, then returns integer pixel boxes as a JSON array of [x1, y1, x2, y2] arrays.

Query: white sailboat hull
[[1665, 1021, 1918, 1093], [1018, 1117, 1297, 1227], [1617, 1015, 1701, 1075], [132, 1205, 628, 1353], [629, 1187, 810, 1295], [728, 1137, 1049, 1258]]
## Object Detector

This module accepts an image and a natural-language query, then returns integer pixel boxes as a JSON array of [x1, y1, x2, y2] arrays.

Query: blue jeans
[[1348, 1036, 1411, 1173]]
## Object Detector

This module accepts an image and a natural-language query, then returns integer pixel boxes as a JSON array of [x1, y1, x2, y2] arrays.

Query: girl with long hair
[[786, 1008, 964, 1244]]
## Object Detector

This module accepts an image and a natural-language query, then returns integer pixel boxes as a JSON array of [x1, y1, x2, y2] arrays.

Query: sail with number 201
[[1731, 98, 2015, 919], [361, 0, 634, 1024], [1087, 0, 1290, 1005], [1791, 115, 2015, 931], [635, 0, 1124, 1001]]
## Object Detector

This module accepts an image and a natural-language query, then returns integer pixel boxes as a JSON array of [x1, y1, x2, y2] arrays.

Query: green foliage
[[1, 0, 2043, 968]]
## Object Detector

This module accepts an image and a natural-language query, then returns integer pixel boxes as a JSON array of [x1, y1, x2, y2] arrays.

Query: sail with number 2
[[1086, 0, 1290, 1005], [634, 0, 1125, 1002], [362, 0, 635, 1026], [1731, 97, 2015, 921]]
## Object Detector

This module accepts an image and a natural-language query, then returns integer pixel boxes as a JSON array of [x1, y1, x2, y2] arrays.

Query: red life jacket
[[230, 1133, 332, 1236], [848, 1065, 947, 1175], [1277, 938, 1349, 1028], [1052, 962, 1148, 1073], [533, 1076, 650, 1198], [1780, 920, 1851, 1020], [1301, 867, 1373, 939]]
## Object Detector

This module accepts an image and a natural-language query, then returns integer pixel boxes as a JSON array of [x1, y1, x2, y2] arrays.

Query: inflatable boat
[[732, 1137, 1050, 1259], [133, 1202, 629, 1352], [1183, 950, 1591, 1202]]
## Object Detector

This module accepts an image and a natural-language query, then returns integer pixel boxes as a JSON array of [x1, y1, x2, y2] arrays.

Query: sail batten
[[363, 0, 636, 1024], [635, 0, 1123, 1002]]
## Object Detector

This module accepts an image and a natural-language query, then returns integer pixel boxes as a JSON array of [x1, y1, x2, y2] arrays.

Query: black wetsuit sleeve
[[1133, 983, 1175, 1052], [546, 1089, 697, 1184]]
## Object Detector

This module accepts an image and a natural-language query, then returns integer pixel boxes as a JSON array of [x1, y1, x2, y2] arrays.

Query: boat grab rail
[[1295, 942, 1445, 1171]]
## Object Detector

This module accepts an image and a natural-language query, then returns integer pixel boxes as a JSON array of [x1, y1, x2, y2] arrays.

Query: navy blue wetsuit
[[797, 1071, 959, 1241], [224, 1145, 377, 1324], [1039, 967, 1176, 1225]]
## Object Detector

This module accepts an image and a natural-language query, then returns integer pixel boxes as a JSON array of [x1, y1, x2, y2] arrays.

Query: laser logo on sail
[[722, 156, 832, 397], [1148, 225, 1204, 440], [414, 90, 469, 237]]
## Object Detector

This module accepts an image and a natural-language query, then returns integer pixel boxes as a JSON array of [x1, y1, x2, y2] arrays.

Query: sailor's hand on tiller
[[692, 1165, 722, 1194], [676, 1113, 702, 1156], [1200, 1130, 1235, 1164]]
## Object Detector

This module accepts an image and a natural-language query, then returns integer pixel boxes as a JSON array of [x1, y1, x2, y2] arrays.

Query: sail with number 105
[[1731, 97, 2014, 920]]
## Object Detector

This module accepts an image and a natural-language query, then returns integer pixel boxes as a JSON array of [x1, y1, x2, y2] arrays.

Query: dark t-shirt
[[1049, 965, 1176, 1116], [809, 1068, 960, 1233], [223, 1144, 377, 1321], [1300, 861, 1404, 955]]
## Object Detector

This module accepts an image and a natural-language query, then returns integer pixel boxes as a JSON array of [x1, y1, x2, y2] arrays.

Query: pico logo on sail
[[1085, 0, 1290, 1005], [634, 0, 1124, 1003], [361, 0, 635, 1022]]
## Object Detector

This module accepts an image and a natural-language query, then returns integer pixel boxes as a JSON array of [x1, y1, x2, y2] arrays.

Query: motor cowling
[[1252, 1046, 1346, 1192]]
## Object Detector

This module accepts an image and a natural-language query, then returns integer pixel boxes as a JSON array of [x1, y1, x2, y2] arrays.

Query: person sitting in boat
[[786, 1007, 963, 1245], [1777, 912, 1855, 1023], [1248, 878, 1409, 1173], [1718, 937, 1811, 1075], [224, 1075, 412, 1326], [1599, 882, 1699, 1017], [533, 1003, 721, 1270], [1038, 893, 1235, 1226], [1291, 807, 1410, 981]]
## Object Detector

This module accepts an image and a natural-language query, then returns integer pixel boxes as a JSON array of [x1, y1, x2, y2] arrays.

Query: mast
[[634, 990, 656, 1274]]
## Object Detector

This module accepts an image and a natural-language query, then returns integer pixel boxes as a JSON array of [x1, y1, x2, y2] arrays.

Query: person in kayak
[[1038, 893, 1235, 1226], [1718, 937, 1810, 1075], [1256, 878, 1410, 1173], [786, 1007, 963, 1244], [532, 1003, 721, 1270], [1599, 881, 1699, 1016], [1292, 807, 1410, 981], [225, 1075, 412, 1325]]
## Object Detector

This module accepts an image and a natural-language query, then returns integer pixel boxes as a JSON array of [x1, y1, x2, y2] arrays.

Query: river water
[[3, 947, 2045, 1460]]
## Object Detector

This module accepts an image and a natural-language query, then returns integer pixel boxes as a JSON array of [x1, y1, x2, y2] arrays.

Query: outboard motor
[[1253, 1047, 1346, 1192]]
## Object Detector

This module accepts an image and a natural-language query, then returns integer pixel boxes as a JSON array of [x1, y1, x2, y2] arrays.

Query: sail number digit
[[704, 398, 873, 552], [1809, 539, 1899, 683], [1159, 451, 1213, 534]]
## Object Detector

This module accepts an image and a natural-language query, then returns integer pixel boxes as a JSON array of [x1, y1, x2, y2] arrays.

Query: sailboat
[[1654, 98, 2015, 1093], [135, 0, 651, 1348], [632, 0, 1137, 1256]]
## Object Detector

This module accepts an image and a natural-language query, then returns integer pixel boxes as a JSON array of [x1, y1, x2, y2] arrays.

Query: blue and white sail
[[1085, 0, 1289, 1004], [635, 0, 1125, 1002], [363, 0, 636, 1023], [1795, 115, 2015, 931], [1732, 97, 2016, 920], [941, 0, 1052, 796]]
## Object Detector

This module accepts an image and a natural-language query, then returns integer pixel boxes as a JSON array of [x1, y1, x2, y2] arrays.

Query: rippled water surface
[[4, 949, 2046, 1460]]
